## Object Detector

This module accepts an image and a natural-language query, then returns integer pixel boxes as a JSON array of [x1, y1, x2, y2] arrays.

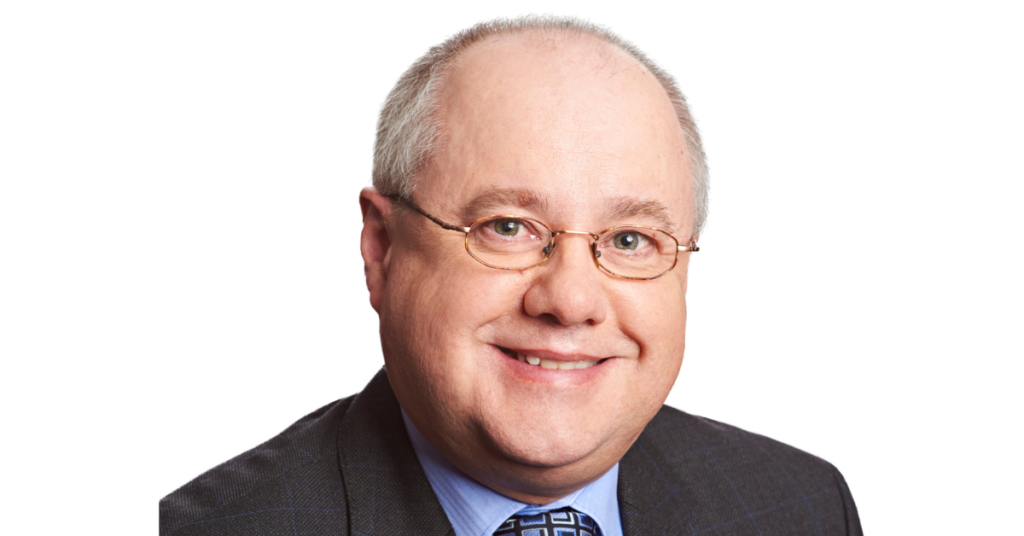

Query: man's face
[[364, 33, 695, 501]]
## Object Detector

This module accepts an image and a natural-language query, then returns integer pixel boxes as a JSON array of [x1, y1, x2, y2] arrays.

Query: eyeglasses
[[393, 197, 699, 280]]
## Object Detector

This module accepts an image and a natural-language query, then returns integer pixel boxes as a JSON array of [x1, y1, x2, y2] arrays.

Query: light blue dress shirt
[[402, 411, 623, 536]]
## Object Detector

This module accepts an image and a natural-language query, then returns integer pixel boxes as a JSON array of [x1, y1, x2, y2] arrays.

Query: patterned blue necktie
[[493, 507, 600, 536]]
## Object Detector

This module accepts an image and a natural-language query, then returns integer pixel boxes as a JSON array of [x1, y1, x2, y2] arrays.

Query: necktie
[[493, 507, 600, 536]]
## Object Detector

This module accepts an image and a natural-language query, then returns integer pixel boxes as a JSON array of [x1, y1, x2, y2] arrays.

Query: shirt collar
[[402, 411, 622, 536]]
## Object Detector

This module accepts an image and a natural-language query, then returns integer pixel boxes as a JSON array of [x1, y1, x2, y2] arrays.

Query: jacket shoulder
[[621, 406, 861, 535], [159, 397, 354, 536], [647, 405, 840, 475]]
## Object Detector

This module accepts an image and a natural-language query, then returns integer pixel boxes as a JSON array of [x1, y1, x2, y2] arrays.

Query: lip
[[491, 344, 613, 386], [496, 345, 608, 363], [492, 344, 617, 382]]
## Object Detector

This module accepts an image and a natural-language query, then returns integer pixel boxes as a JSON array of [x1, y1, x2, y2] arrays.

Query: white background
[[2, 1, 1021, 533]]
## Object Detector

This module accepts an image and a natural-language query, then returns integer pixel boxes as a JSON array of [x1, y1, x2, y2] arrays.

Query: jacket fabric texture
[[161, 369, 862, 535]]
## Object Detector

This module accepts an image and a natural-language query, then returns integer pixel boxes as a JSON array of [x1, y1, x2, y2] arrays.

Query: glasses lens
[[595, 227, 679, 278], [467, 216, 552, 269]]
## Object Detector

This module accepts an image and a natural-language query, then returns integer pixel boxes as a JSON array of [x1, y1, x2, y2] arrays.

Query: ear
[[682, 234, 698, 294], [359, 187, 394, 313]]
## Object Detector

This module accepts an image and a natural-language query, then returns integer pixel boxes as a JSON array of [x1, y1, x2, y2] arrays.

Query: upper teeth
[[516, 352, 597, 370]]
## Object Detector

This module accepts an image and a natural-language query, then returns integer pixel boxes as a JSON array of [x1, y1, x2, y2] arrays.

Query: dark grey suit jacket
[[161, 370, 861, 535]]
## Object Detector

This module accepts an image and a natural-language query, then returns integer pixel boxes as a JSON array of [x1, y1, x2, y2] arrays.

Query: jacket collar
[[336, 368, 456, 535], [617, 408, 697, 535]]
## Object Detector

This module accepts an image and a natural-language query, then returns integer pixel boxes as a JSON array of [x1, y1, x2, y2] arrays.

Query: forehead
[[420, 31, 693, 233]]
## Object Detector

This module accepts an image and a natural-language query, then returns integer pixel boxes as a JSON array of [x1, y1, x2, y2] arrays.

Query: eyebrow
[[606, 197, 676, 232], [458, 188, 549, 221], [455, 187, 676, 232]]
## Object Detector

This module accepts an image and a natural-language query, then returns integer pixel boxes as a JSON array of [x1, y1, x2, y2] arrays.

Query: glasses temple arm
[[393, 197, 471, 233], [677, 243, 700, 252]]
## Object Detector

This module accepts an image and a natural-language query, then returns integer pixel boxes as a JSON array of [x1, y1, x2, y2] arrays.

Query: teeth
[[516, 352, 597, 370]]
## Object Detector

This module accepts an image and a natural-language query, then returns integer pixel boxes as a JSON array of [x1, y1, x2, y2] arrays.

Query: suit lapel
[[336, 368, 455, 535], [618, 409, 697, 535]]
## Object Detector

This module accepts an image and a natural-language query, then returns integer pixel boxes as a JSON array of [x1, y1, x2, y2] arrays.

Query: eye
[[613, 231, 642, 250], [493, 219, 522, 237]]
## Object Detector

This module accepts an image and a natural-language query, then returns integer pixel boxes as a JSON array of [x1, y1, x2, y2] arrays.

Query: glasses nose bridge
[[543, 229, 602, 265], [551, 229, 600, 241]]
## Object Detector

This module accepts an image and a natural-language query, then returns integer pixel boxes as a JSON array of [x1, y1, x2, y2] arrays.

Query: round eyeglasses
[[395, 197, 699, 280]]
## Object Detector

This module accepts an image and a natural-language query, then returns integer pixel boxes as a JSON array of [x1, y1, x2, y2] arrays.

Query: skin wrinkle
[[450, 188, 675, 233], [360, 29, 693, 503]]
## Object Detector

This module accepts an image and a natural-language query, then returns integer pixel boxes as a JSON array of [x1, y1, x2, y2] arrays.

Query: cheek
[[385, 254, 467, 356], [381, 249, 526, 376], [616, 274, 687, 345], [399, 262, 524, 341], [382, 250, 534, 433], [614, 277, 688, 405]]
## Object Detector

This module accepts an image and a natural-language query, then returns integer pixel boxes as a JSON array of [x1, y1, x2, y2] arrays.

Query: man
[[161, 16, 861, 535]]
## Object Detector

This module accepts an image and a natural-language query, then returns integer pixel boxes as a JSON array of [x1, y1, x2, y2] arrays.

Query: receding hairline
[[372, 16, 710, 235], [441, 24, 652, 78], [425, 24, 689, 183], [433, 27, 671, 116]]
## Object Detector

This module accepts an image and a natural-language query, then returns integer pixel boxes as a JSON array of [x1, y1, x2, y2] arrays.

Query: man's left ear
[[683, 234, 698, 293], [359, 187, 394, 313]]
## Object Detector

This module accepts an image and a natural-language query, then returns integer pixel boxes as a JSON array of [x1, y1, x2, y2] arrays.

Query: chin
[[479, 413, 611, 469]]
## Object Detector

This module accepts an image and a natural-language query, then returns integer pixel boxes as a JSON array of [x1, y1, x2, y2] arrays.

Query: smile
[[496, 346, 606, 370]]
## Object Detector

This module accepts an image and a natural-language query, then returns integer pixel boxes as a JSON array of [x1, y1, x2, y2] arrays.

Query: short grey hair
[[372, 15, 710, 235]]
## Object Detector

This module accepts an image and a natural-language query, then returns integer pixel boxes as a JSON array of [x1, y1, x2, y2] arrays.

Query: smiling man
[[161, 17, 861, 536]]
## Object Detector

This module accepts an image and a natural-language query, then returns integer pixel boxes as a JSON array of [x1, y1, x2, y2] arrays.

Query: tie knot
[[494, 507, 599, 536]]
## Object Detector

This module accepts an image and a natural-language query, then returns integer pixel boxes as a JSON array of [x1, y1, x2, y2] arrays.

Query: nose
[[522, 233, 608, 326]]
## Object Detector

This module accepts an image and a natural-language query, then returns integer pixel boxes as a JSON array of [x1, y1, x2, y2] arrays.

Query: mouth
[[496, 345, 608, 370]]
